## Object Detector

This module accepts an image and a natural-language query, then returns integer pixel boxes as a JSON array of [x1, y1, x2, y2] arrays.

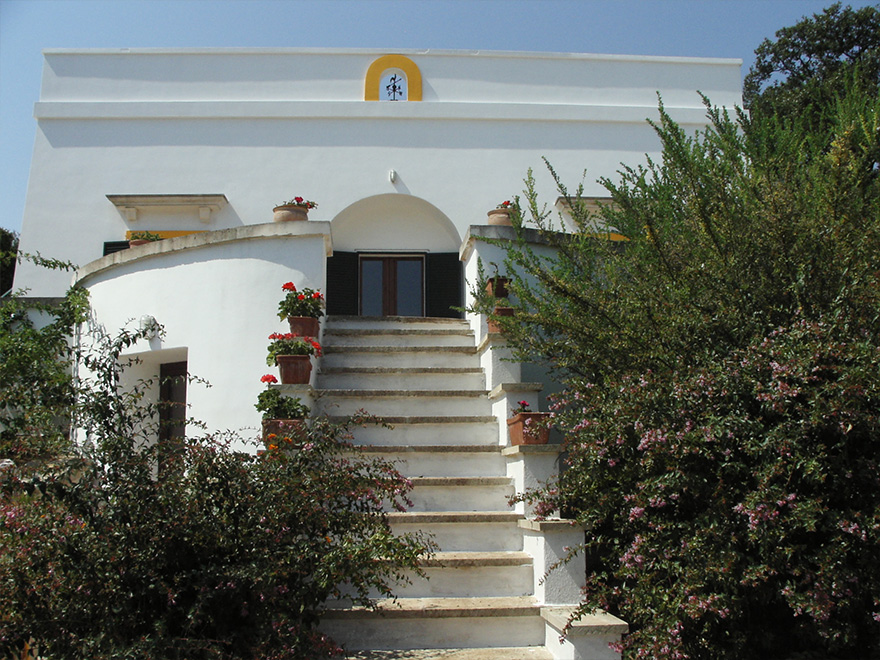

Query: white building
[[14, 48, 742, 658]]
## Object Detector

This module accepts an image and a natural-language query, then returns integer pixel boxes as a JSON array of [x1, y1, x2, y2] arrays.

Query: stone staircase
[[306, 316, 625, 660]]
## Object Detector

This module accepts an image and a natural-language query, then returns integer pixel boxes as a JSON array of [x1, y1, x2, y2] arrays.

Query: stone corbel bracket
[[107, 194, 228, 223]]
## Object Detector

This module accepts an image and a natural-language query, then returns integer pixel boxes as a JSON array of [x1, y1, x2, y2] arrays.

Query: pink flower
[[261, 374, 278, 384], [628, 506, 646, 521]]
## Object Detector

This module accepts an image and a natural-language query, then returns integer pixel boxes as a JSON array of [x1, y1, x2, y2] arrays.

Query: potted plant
[[273, 196, 318, 222], [507, 400, 551, 445], [485, 275, 510, 299], [488, 305, 515, 333], [128, 231, 163, 247], [255, 374, 309, 447], [277, 281, 325, 336], [487, 200, 517, 226], [466, 259, 514, 333], [266, 332, 322, 384]]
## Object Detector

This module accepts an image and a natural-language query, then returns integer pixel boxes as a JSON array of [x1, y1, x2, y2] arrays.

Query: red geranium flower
[[282, 282, 296, 292], [261, 374, 278, 384], [294, 196, 304, 203]]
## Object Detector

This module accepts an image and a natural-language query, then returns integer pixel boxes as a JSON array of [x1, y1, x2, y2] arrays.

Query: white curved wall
[[79, 223, 331, 449]]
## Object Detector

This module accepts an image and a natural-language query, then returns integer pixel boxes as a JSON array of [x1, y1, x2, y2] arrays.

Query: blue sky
[[1, 0, 876, 234]]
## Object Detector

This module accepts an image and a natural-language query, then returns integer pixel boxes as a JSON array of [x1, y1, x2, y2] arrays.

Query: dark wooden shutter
[[326, 251, 359, 315], [425, 253, 463, 319], [159, 361, 187, 475], [103, 241, 130, 256]]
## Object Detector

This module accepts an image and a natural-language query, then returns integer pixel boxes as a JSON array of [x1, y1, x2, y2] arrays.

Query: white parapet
[[542, 606, 629, 660], [503, 445, 562, 516], [519, 519, 586, 606]]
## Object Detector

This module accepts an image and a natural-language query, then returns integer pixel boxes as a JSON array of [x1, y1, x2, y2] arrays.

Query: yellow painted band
[[365, 54, 422, 101]]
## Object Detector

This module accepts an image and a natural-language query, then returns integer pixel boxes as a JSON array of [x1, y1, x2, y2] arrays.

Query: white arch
[[330, 194, 461, 252]]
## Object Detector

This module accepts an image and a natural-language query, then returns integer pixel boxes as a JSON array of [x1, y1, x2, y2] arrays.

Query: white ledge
[[541, 606, 629, 636], [76, 222, 332, 285], [502, 445, 562, 457], [518, 518, 583, 532], [35, 100, 713, 126], [488, 382, 544, 399], [107, 194, 228, 223]]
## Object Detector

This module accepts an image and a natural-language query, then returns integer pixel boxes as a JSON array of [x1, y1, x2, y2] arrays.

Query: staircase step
[[322, 597, 544, 651], [422, 551, 532, 567], [322, 346, 477, 369], [405, 477, 514, 512], [335, 647, 553, 659], [354, 445, 505, 477], [388, 512, 524, 552], [323, 328, 475, 347], [318, 367, 485, 391], [326, 316, 470, 331], [318, 390, 490, 417], [330, 418, 499, 447], [327, 596, 541, 619], [388, 512, 523, 524], [343, 552, 534, 599]]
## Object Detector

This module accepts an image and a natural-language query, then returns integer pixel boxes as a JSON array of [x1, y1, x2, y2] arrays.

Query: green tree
[[744, 2, 880, 119], [0, 252, 89, 465], [0, 228, 17, 296], [498, 85, 880, 658]]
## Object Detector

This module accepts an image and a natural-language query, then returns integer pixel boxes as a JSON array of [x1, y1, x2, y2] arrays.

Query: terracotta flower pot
[[287, 316, 320, 337], [507, 412, 551, 445], [488, 306, 514, 333], [276, 354, 312, 384], [262, 419, 307, 447], [487, 209, 513, 226], [486, 277, 510, 299], [273, 205, 309, 222]]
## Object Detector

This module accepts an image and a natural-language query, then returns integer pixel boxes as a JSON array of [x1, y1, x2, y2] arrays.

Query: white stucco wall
[[15, 48, 742, 296]]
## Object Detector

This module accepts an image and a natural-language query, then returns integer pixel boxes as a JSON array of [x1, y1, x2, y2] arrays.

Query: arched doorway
[[327, 194, 463, 318]]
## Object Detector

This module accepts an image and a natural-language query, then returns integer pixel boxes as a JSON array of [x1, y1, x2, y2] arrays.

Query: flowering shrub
[[277, 282, 325, 319], [277, 197, 317, 209], [266, 333, 322, 365], [1, 415, 432, 660], [502, 85, 880, 658]]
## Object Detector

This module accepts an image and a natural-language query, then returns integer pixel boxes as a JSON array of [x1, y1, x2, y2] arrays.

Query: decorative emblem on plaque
[[382, 72, 407, 101]]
